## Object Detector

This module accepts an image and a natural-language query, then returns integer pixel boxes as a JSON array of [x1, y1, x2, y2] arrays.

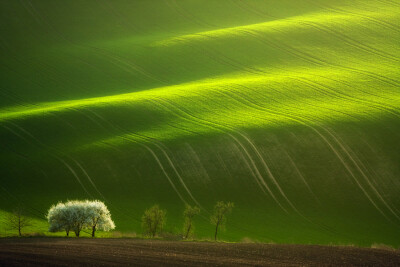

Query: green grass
[[0, 0, 399, 247]]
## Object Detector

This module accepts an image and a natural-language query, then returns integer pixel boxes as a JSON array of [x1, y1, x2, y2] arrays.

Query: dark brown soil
[[0, 238, 399, 266]]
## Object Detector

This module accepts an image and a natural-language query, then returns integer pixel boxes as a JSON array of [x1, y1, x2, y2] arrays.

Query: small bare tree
[[183, 205, 200, 239], [141, 205, 166, 238], [5, 208, 32, 237], [210, 201, 234, 241]]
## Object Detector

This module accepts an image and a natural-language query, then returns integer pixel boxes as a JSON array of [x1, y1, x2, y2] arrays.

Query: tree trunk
[[214, 221, 220, 241], [18, 218, 22, 237], [66, 230, 69, 237], [185, 223, 192, 239], [92, 226, 96, 238]]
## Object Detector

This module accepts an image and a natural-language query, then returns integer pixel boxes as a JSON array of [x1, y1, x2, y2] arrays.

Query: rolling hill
[[0, 0, 399, 246]]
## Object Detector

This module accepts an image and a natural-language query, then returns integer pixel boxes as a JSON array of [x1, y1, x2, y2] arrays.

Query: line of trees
[[5, 200, 233, 240], [47, 200, 115, 237], [141, 201, 234, 240]]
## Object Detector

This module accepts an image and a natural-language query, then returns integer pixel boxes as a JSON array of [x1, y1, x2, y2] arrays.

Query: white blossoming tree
[[47, 202, 73, 236], [86, 200, 115, 237], [47, 200, 115, 237]]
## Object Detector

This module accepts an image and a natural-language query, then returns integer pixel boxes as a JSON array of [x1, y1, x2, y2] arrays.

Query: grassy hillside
[[0, 0, 399, 246]]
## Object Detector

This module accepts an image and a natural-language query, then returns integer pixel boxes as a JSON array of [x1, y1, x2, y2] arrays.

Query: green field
[[1, 0, 399, 246]]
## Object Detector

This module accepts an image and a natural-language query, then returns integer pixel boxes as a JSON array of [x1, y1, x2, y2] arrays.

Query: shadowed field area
[[0, 238, 399, 266]]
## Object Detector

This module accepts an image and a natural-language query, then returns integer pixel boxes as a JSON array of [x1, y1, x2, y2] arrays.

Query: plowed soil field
[[0, 238, 399, 266]]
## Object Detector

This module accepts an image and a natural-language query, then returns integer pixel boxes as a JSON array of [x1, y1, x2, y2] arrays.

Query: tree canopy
[[47, 200, 115, 237]]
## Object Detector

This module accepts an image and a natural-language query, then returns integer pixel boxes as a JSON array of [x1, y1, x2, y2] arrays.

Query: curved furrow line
[[166, 0, 216, 28], [117, 126, 205, 210], [230, 141, 270, 197], [241, 29, 326, 67], [0, 123, 94, 199], [156, 22, 399, 95], [284, 79, 367, 121], [18, 1, 169, 88], [207, 84, 397, 224], [153, 142, 204, 209], [64, 109, 143, 222], [154, 93, 345, 236], [295, 77, 400, 119], [281, 148, 320, 204], [0, 14, 104, 103], [299, 20, 400, 63], [243, 24, 400, 89], [304, 77, 400, 119], [120, 134, 189, 206], [82, 107, 199, 208], [0, 162, 48, 218], [164, 122, 201, 136], [238, 93, 400, 224], [353, 146, 400, 213], [324, 75, 400, 106], [5, 110, 118, 202], [5, 120, 100, 192], [67, 107, 144, 156], [324, 127, 400, 221], [146, 98, 276, 202], [84, 45, 170, 85], [184, 143, 211, 180], [178, 27, 319, 77], [0, 88, 31, 109], [73, 159, 108, 202], [168, 38, 265, 76], [379, 0, 400, 7], [46, 108, 133, 199], [141, 141, 188, 206], [222, 81, 400, 218], [236, 130, 302, 213], [306, 0, 400, 33], [229, 0, 275, 19], [58, 158, 94, 198], [147, 98, 290, 213], [0, 141, 52, 207], [0, 41, 46, 108], [19, 0, 43, 25], [215, 27, 326, 72], [220, 81, 361, 125], [360, 139, 400, 191], [338, 65, 400, 87], [155, 8, 399, 83], [209, 50, 400, 123], [155, 95, 325, 219], [93, 0, 143, 34], [190, 36, 268, 75], [307, 72, 400, 112], [0, 43, 73, 105], [227, 133, 289, 214], [183, 26, 399, 106], [215, 7, 400, 73]]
